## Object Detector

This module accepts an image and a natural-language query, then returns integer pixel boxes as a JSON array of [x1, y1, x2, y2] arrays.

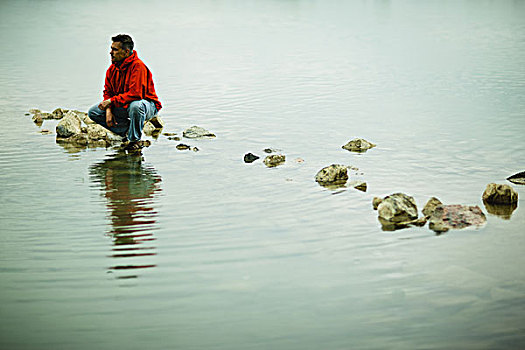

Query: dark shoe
[[124, 141, 143, 152]]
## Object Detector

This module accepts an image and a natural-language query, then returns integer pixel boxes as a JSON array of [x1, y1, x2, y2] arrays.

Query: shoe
[[124, 141, 143, 152]]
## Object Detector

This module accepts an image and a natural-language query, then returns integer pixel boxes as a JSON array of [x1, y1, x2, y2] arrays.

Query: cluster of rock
[[243, 148, 287, 168], [29, 107, 164, 149], [165, 126, 217, 152], [30, 108, 219, 153], [311, 138, 375, 190], [373, 183, 519, 233], [29, 109, 522, 235]]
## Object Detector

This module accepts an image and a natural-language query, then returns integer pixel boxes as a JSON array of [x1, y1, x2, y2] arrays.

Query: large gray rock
[[482, 183, 518, 204], [56, 111, 81, 138], [264, 154, 286, 168], [86, 124, 123, 144], [422, 197, 443, 218], [315, 164, 349, 185], [183, 126, 216, 139], [377, 193, 418, 223], [72, 110, 95, 125], [342, 138, 376, 152], [429, 205, 486, 233]]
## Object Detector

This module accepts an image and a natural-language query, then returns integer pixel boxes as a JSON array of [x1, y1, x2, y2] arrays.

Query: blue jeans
[[88, 99, 157, 142]]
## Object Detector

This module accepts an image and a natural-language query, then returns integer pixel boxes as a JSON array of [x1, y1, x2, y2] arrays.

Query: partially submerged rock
[[507, 171, 525, 185], [176, 143, 191, 150], [183, 126, 216, 139], [143, 116, 164, 136], [51, 108, 67, 119], [148, 116, 164, 129], [56, 111, 81, 138], [482, 183, 518, 204], [315, 164, 349, 186], [143, 121, 157, 136], [422, 197, 443, 218], [342, 138, 376, 153], [32, 113, 43, 125], [372, 197, 383, 210], [244, 153, 259, 163], [351, 181, 367, 192], [264, 148, 281, 154], [264, 154, 285, 168], [377, 193, 418, 224], [429, 205, 486, 233]]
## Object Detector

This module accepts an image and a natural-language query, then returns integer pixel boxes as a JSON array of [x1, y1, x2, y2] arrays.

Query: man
[[88, 34, 162, 151]]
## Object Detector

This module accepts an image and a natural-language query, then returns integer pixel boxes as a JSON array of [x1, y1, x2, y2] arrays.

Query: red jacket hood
[[114, 50, 138, 69]]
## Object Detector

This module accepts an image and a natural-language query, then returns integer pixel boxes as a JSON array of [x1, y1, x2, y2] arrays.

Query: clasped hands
[[98, 99, 117, 127]]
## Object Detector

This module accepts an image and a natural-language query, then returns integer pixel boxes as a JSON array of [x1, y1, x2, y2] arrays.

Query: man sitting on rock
[[88, 34, 162, 151]]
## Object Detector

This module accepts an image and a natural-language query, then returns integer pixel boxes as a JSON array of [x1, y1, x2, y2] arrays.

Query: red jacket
[[103, 50, 162, 111]]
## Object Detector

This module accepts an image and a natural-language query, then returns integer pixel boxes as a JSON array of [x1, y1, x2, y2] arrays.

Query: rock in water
[[422, 197, 443, 218], [315, 164, 349, 185], [176, 143, 191, 150], [183, 126, 216, 139], [342, 138, 376, 152], [149, 116, 164, 129], [56, 111, 81, 138], [377, 193, 418, 223], [352, 182, 367, 192], [244, 153, 259, 163], [143, 117, 164, 136], [429, 205, 487, 233], [86, 124, 124, 144], [143, 121, 157, 136], [32, 113, 43, 125], [482, 183, 518, 204], [507, 171, 525, 185], [264, 154, 286, 167], [52, 107, 68, 119], [372, 197, 383, 210]]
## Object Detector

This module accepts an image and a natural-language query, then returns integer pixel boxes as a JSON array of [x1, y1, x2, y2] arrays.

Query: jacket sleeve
[[110, 63, 147, 108], [103, 68, 114, 100]]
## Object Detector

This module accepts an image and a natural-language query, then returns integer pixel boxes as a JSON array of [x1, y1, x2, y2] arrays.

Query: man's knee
[[128, 100, 146, 117], [88, 104, 104, 119]]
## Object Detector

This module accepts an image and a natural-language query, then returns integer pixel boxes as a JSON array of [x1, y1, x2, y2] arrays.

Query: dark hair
[[112, 34, 134, 52]]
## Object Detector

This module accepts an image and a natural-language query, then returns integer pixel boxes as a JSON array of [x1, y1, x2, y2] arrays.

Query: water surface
[[1, 1, 525, 349]]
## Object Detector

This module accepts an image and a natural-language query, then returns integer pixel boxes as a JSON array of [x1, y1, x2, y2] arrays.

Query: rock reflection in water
[[89, 151, 162, 278], [483, 202, 518, 220]]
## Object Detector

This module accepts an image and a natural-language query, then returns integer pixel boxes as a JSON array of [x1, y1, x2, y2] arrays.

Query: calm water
[[1, 1, 525, 349]]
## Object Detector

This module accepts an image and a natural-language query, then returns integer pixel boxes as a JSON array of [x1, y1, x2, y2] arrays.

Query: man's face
[[110, 41, 130, 63]]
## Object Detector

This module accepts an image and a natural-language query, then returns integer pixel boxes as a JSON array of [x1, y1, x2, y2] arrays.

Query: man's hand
[[98, 99, 112, 110], [106, 108, 117, 127]]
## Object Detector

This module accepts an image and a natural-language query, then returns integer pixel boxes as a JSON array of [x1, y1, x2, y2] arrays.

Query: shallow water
[[1, 1, 525, 349]]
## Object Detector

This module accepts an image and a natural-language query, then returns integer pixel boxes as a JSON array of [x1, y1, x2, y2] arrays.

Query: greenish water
[[1, 1, 525, 349]]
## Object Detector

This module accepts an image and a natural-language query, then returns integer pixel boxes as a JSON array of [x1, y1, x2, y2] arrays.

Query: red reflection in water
[[90, 152, 162, 275]]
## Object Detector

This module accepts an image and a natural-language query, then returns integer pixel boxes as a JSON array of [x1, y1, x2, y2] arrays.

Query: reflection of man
[[88, 34, 162, 151], [90, 152, 162, 273]]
